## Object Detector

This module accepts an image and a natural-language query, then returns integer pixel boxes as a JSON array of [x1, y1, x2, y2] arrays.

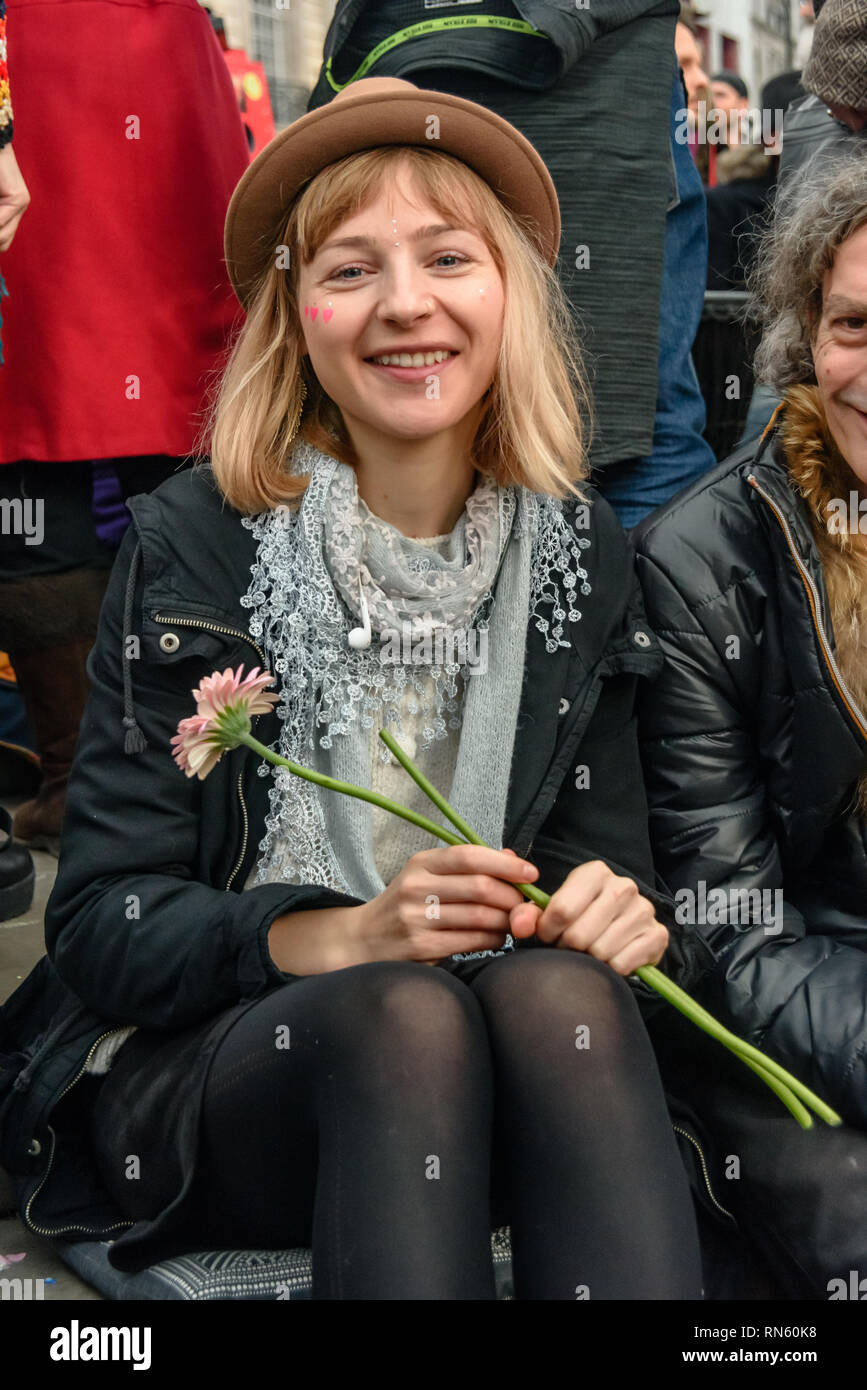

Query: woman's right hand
[[347, 843, 539, 966]]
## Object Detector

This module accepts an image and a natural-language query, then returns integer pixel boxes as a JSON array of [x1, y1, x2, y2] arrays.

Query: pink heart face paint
[[304, 304, 334, 321]]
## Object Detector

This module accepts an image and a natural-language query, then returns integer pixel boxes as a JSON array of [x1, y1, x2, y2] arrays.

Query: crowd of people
[[0, 0, 865, 1303]]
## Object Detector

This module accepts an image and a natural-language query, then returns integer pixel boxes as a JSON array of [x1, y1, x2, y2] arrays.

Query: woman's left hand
[[504, 853, 669, 976]]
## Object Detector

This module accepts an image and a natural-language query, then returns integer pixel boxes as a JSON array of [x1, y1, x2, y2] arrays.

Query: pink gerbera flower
[[171, 666, 279, 780]]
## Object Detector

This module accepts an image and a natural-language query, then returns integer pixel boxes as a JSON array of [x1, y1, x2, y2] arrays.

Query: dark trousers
[[0, 456, 192, 579]]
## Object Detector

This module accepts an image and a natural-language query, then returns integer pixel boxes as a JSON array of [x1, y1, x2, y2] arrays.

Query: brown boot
[[0, 567, 111, 856], [8, 636, 98, 853]]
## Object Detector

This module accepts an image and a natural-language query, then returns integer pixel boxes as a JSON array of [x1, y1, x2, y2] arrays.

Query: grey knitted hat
[[804, 0, 867, 110]]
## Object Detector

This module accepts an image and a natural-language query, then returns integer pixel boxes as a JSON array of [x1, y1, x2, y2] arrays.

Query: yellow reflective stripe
[[325, 15, 550, 92]]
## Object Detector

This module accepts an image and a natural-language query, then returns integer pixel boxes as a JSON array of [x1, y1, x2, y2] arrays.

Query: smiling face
[[295, 166, 505, 451], [811, 221, 867, 491]]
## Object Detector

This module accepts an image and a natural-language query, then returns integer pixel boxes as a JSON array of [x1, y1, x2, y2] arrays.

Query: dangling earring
[[289, 378, 308, 443]]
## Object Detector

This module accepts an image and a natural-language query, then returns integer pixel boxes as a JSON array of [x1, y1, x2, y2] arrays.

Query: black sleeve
[[43, 523, 365, 1032], [527, 0, 679, 70]]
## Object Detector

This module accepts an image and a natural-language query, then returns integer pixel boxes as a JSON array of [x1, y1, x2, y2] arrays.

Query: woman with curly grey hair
[[632, 150, 867, 1296]]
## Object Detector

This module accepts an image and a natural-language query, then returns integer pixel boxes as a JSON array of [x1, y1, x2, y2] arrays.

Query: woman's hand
[[508, 858, 668, 976], [348, 843, 539, 966], [0, 143, 30, 252]]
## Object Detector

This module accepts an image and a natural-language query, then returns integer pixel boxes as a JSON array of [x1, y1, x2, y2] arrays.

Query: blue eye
[[327, 253, 470, 282]]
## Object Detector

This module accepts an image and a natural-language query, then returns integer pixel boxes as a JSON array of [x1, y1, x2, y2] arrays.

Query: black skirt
[[88, 958, 493, 1273], [88, 992, 279, 1273]]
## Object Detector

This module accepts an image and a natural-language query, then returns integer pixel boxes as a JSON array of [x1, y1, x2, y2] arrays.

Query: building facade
[[695, 0, 806, 100], [201, 0, 334, 127]]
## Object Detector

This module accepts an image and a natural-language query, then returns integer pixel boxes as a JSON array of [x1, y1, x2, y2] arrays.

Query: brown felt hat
[[223, 76, 561, 310]]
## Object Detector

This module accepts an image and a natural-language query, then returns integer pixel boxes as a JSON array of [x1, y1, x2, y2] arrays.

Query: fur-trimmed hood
[[782, 383, 867, 813]]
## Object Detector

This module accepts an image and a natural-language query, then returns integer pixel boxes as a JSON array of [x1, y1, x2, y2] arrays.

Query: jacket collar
[[117, 471, 661, 861]]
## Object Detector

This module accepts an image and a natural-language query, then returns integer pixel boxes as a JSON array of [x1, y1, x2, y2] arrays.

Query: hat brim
[[224, 84, 561, 310]]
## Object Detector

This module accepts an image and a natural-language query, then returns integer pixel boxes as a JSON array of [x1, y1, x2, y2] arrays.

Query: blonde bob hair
[[197, 145, 593, 516]]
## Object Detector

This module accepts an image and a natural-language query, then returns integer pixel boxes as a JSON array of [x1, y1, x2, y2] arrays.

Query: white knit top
[[368, 665, 463, 885]]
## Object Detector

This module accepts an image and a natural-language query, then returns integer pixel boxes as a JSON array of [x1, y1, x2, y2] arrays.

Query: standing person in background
[[709, 71, 750, 147], [704, 73, 804, 295], [306, 0, 715, 531], [802, 0, 867, 137], [779, 0, 866, 187], [604, 1, 717, 525], [674, 4, 712, 182], [0, 0, 249, 853]]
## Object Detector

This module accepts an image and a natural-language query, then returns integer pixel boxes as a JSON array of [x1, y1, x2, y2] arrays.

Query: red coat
[[0, 0, 250, 464]]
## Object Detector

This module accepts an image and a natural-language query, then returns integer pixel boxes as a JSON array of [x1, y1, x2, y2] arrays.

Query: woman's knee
[[470, 946, 637, 1018], [308, 959, 488, 1060], [466, 948, 648, 1066]]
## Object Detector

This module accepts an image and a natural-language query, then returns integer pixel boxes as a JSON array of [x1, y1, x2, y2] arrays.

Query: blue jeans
[[601, 67, 717, 530]]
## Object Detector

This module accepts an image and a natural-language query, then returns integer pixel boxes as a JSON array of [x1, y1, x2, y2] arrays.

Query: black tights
[[181, 950, 702, 1300]]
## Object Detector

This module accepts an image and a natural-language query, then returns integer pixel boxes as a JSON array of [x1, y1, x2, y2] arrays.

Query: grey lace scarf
[[240, 439, 591, 903]]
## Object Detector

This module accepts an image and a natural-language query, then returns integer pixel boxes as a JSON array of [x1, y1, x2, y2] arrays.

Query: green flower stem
[[739, 1057, 813, 1128], [239, 733, 469, 850], [375, 728, 549, 904], [378, 728, 843, 1129], [638, 966, 841, 1127]]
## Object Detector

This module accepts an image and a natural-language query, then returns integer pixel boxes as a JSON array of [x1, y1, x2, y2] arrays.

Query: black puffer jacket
[[1, 462, 706, 1267], [634, 418, 867, 1129]]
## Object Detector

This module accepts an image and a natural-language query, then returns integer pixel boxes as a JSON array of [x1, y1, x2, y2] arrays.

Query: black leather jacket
[[1, 463, 695, 1246], [634, 419, 867, 1129]]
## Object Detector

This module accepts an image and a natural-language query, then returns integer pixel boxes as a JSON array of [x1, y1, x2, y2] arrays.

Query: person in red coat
[[0, 0, 250, 851]]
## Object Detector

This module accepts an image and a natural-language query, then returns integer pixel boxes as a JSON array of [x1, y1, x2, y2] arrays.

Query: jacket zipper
[[23, 1031, 136, 1239], [153, 612, 269, 890], [748, 476, 867, 744], [152, 612, 267, 668], [670, 1124, 735, 1222]]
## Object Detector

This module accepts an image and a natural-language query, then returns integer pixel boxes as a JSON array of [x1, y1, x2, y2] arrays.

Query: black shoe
[[0, 803, 36, 921]]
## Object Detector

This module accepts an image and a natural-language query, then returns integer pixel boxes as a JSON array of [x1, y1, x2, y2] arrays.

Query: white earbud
[[348, 570, 372, 650]]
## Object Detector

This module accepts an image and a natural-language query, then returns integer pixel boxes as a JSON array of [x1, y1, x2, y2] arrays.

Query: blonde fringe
[[194, 147, 594, 517], [782, 384, 867, 817]]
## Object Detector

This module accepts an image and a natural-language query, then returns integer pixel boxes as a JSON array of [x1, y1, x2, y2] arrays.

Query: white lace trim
[[239, 441, 591, 893]]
